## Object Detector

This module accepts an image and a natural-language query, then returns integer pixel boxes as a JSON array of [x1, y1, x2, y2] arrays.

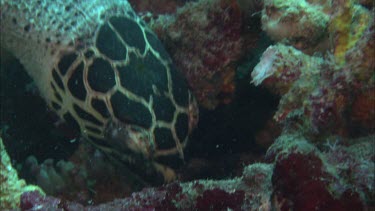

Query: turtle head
[[1, 0, 199, 185], [103, 118, 180, 184]]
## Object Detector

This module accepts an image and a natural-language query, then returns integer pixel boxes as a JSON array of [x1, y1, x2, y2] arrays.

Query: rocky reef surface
[[2, 133, 373, 210]]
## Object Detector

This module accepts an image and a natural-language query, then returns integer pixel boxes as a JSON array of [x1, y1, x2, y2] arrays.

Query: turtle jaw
[[104, 119, 177, 183], [104, 120, 154, 159]]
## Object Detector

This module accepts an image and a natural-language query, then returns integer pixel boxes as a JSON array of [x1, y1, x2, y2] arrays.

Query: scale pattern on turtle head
[[0, 0, 198, 183]]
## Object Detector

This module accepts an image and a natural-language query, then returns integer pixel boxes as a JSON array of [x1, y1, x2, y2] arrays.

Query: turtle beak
[[104, 120, 153, 159]]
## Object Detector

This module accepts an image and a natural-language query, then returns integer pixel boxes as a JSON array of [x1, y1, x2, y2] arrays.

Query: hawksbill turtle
[[0, 0, 198, 184]]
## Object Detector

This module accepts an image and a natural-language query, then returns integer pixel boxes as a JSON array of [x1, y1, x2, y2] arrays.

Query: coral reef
[[149, 0, 246, 108], [329, 0, 372, 65], [268, 133, 374, 209], [261, 0, 331, 53], [0, 137, 44, 210], [324, 136, 375, 203], [251, 0, 374, 138], [18, 133, 374, 210], [247, 1, 375, 207], [251, 44, 324, 93], [20, 162, 274, 210]]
